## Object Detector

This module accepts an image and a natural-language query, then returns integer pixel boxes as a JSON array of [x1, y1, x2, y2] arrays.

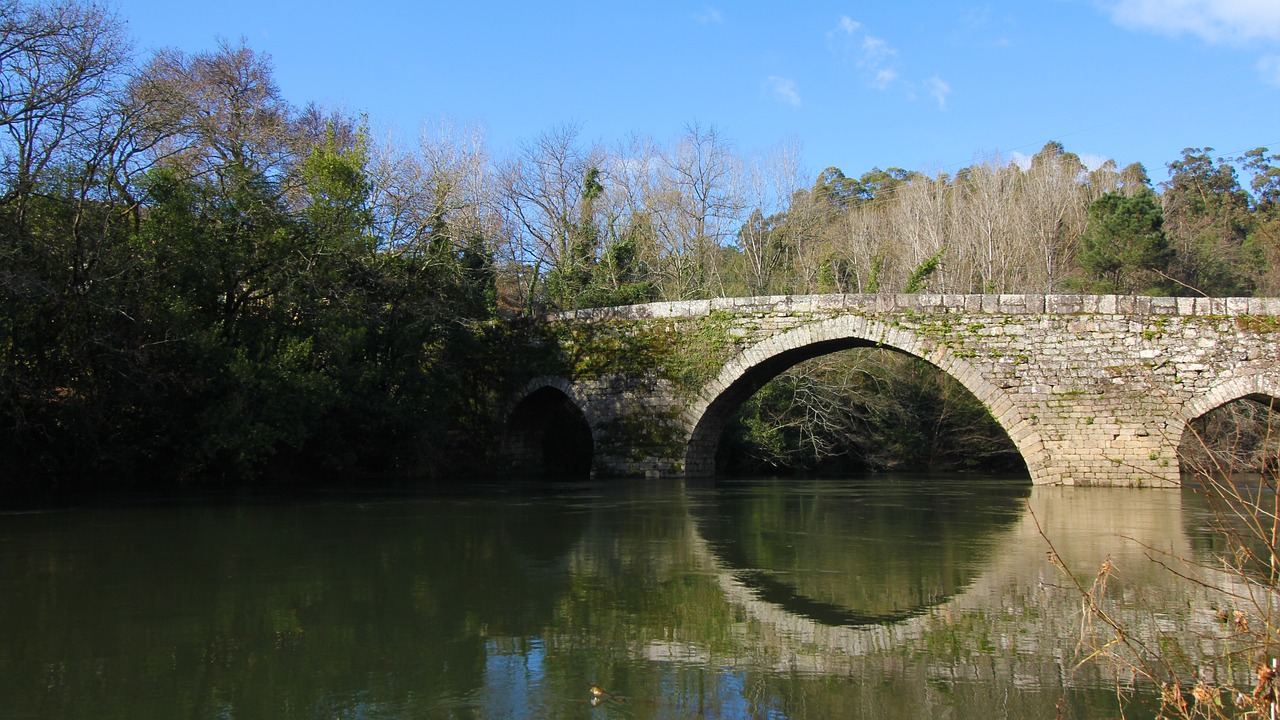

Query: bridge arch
[[681, 315, 1049, 481], [1179, 374, 1280, 427], [502, 377, 595, 479], [1177, 373, 1280, 477]]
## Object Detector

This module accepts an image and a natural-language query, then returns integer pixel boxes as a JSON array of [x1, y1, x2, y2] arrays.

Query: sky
[[111, 0, 1280, 186]]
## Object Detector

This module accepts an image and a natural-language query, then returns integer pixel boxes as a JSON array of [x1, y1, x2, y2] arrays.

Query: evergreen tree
[[1076, 191, 1171, 294]]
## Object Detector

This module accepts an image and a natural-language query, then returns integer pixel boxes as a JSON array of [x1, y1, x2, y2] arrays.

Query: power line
[[896, 59, 1276, 181]]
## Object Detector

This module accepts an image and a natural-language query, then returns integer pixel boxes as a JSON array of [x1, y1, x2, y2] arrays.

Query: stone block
[[1047, 295, 1084, 314], [998, 294, 1025, 312]]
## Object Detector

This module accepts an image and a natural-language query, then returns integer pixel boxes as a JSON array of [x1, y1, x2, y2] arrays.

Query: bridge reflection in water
[[681, 480, 1205, 679], [541, 477, 1247, 717], [694, 478, 1028, 627], [0, 477, 1263, 719]]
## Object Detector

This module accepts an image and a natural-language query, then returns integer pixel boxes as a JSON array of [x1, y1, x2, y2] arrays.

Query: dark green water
[[0, 477, 1243, 718]]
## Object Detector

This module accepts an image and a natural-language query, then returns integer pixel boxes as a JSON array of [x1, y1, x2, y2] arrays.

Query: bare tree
[[952, 159, 1026, 292], [735, 140, 808, 295], [133, 38, 301, 195], [366, 118, 493, 258], [495, 123, 605, 310], [891, 174, 953, 292], [603, 132, 663, 283], [651, 123, 745, 299], [0, 0, 131, 223], [1016, 143, 1089, 292]]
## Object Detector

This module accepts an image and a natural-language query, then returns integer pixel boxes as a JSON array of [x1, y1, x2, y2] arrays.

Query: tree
[[892, 173, 952, 291], [952, 160, 1023, 293], [1017, 142, 1090, 292], [904, 247, 945, 293], [0, 0, 157, 485], [1076, 190, 1171, 294], [0, 0, 131, 217], [495, 123, 605, 311], [811, 166, 859, 211], [541, 165, 606, 308], [729, 140, 811, 295], [735, 208, 789, 295], [1240, 147, 1280, 294], [133, 39, 302, 198], [1162, 147, 1253, 296], [652, 122, 745, 299]]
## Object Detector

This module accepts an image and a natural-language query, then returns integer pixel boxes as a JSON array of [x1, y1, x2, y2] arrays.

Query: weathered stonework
[[514, 294, 1280, 486]]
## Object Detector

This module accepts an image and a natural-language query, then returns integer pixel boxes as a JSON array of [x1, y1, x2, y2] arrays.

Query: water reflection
[[1181, 475, 1280, 584], [0, 491, 590, 719], [692, 476, 1029, 626], [0, 478, 1247, 719]]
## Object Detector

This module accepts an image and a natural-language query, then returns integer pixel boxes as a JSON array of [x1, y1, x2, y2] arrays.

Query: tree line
[[492, 127, 1278, 309], [4, 0, 1278, 489]]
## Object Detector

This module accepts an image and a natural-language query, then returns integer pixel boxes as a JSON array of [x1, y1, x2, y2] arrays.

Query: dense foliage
[[3, 0, 1278, 489], [0, 4, 529, 494]]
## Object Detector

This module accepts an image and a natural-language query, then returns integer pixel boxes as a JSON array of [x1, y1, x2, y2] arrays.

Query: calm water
[[0, 476, 1254, 719]]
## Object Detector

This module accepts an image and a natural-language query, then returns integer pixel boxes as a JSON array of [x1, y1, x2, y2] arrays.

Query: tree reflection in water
[[0, 477, 1216, 719]]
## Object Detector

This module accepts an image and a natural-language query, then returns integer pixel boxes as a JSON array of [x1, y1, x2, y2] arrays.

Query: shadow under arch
[[1177, 374, 1280, 479], [681, 315, 1047, 481], [502, 377, 595, 479]]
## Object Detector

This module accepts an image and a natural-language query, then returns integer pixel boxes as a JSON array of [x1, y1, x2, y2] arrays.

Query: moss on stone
[[598, 410, 686, 462], [551, 310, 740, 394], [1235, 315, 1280, 334]]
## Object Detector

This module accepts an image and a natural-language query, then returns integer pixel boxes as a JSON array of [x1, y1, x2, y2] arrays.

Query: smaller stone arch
[[681, 315, 1050, 481], [1179, 374, 1280, 426], [1177, 373, 1280, 478], [502, 377, 595, 479]]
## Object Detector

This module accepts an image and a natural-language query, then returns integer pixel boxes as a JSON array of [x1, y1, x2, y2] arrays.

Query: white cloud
[[828, 17, 901, 91], [824, 16, 953, 108], [926, 76, 951, 108], [1080, 153, 1112, 171], [1013, 150, 1113, 172], [693, 6, 723, 25], [872, 68, 898, 90], [1103, 0, 1280, 43], [1260, 55, 1280, 86], [959, 6, 1015, 48], [860, 35, 897, 67], [765, 76, 802, 106]]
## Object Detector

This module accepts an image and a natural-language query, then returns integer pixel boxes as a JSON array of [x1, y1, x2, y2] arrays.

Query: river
[[0, 475, 1264, 719]]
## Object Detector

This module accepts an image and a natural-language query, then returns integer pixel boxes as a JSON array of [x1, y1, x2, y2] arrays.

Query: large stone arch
[[681, 315, 1050, 482], [502, 377, 595, 479]]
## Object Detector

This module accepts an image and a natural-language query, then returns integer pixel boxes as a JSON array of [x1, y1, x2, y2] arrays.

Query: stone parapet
[[554, 293, 1280, 321]]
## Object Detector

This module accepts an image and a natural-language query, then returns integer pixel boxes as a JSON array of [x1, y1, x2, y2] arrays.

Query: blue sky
[[114, 0, 1279, 185]]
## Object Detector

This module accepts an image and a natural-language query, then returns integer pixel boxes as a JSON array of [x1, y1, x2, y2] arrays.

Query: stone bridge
[[503, 294, 1280, 486]]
